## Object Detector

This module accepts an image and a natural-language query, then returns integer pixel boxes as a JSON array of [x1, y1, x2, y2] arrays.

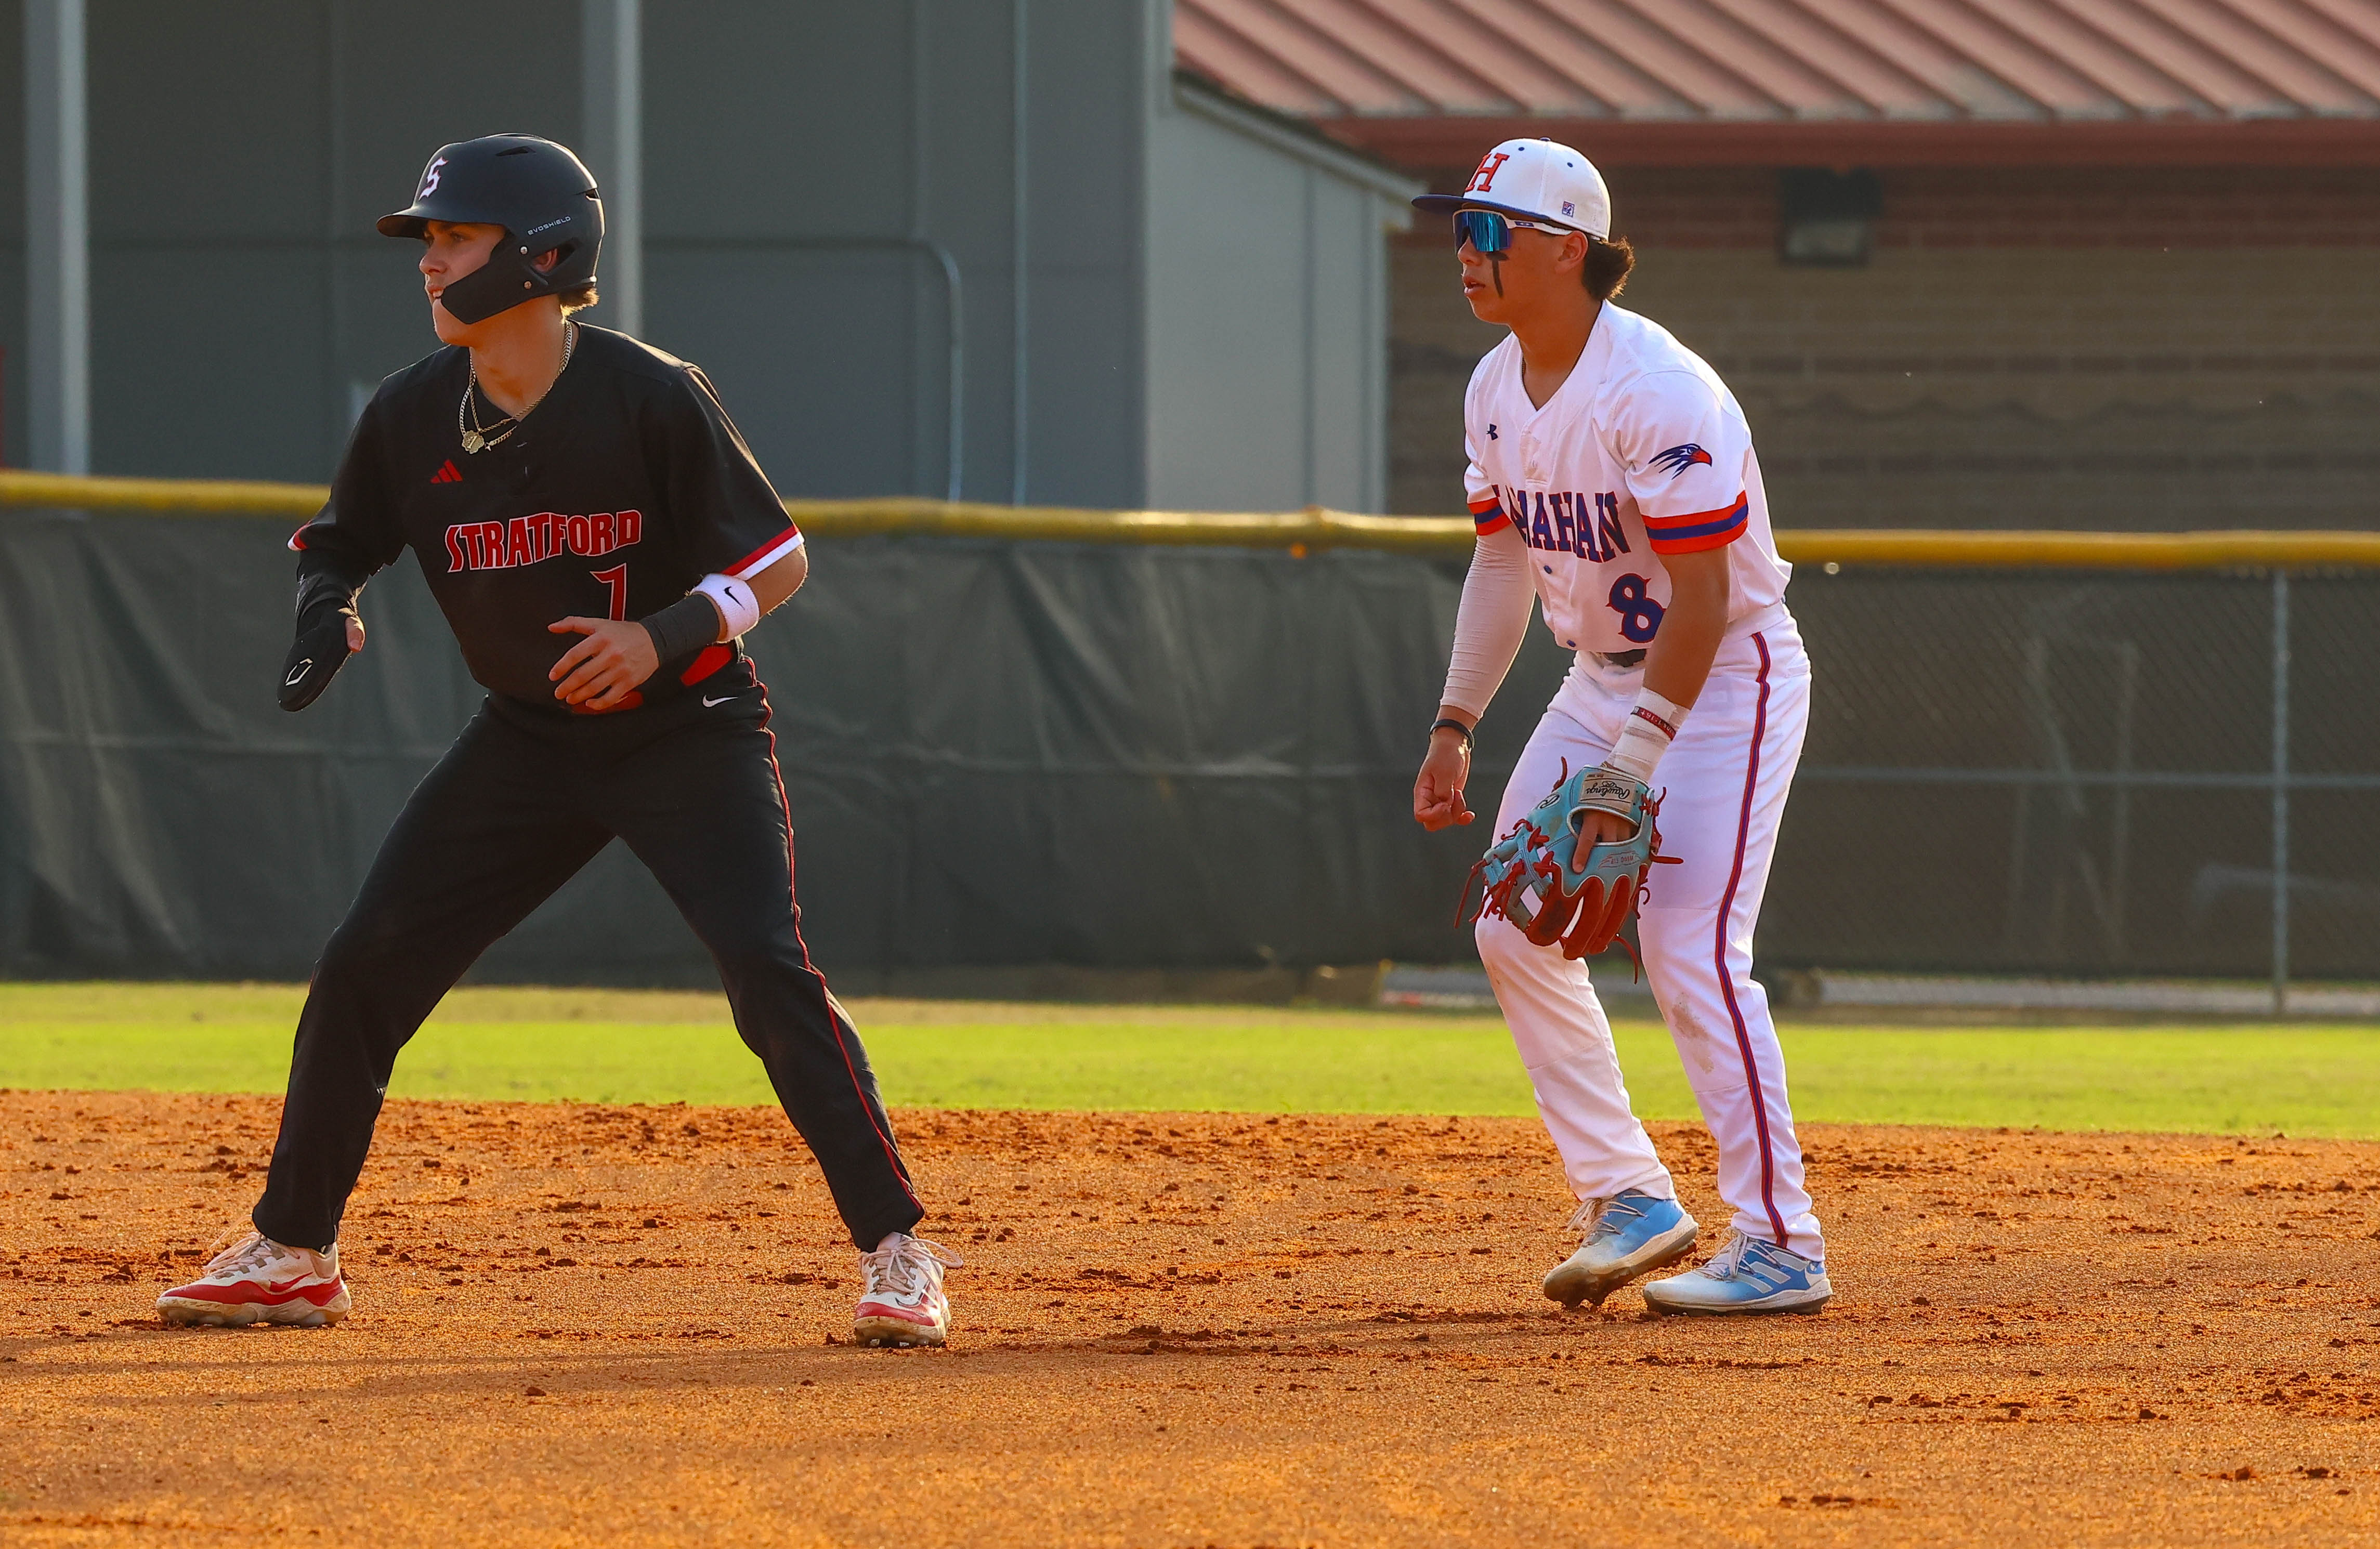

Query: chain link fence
[[1762, 567, 2380, 1001]]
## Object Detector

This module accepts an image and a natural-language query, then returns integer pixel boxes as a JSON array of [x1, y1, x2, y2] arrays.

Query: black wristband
[[1431, 717, 1474, 752], [639, 592, 722, 664]]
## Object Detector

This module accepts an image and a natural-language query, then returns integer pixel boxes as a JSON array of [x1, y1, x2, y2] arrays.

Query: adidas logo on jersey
[[431, 460, 462, 484]]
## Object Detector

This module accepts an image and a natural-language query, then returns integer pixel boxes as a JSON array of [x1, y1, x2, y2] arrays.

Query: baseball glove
[[1459, 762, 1678, 964]]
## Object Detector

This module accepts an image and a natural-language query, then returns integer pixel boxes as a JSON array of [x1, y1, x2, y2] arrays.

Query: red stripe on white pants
[[1713, 631, 1788, 1246]]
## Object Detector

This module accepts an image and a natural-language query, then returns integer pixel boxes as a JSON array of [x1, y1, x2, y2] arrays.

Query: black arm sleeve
[[291, 392, 404, 595], [280, 397, 404, 711], [664, 365, 803, 579]]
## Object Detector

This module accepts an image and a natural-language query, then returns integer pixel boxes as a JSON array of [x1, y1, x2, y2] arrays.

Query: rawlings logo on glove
[[1459, 762, 1680, 965]]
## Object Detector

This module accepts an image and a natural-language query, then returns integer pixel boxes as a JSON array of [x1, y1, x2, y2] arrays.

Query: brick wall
[[1586, 167, 2380, 251], [1389, 167, 2380, 528]]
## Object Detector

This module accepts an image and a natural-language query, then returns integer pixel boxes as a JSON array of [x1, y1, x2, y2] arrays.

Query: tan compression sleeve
[[1438, 523, 1535, 721]]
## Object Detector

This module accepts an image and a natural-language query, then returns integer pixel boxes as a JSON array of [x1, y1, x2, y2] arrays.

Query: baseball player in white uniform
[[1411, 139, 1832, 1315]]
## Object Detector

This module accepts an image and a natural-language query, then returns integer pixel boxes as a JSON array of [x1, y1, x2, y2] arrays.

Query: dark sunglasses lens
[[1454, 210, 1508, 253]]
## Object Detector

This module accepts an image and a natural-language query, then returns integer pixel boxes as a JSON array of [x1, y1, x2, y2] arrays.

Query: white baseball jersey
[[1462, 304, 1790, 657], [1453, 299, 1824, 1261]]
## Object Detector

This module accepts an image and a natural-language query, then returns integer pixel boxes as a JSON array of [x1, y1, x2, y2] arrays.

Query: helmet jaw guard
[[434, 232, 588, 325], [381, 135, 603, 326]]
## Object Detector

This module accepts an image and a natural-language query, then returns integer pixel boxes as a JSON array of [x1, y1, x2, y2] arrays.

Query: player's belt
[[1592, 649, 1648, 669]]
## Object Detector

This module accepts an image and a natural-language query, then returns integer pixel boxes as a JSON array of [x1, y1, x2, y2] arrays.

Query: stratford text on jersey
[[442, 509, 644, 572]]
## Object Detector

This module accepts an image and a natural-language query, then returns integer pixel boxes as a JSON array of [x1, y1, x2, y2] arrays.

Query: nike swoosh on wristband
[[703, 694, 737, 707]]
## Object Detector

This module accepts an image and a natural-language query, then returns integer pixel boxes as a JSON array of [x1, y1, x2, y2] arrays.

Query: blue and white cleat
[[1541, 1189, 1699, 1308], [1641, 1230, 1832, 1316]]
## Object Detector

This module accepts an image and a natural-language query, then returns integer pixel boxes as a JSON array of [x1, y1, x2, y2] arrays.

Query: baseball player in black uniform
[[158, 135, 958, 1347]]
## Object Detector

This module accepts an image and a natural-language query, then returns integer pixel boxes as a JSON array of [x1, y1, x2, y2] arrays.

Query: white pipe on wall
[[25, 0, 88, 474], [580, 0, 643, 339], [1010, 0, 1030, 506]]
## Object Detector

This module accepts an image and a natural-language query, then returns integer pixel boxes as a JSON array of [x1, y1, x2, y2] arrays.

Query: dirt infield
[[4, 1091, 2378, 1547]]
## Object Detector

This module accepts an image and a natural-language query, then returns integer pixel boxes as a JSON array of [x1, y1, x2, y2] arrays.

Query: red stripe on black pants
[[252, 689, 922, 1252]]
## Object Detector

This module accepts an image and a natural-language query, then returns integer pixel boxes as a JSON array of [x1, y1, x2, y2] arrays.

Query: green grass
[[3, 981, 2378, 1138]]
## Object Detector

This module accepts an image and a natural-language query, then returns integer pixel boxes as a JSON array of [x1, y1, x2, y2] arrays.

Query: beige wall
[[1390, 221, 2380, 529], [1147, 83, 1407, 514]]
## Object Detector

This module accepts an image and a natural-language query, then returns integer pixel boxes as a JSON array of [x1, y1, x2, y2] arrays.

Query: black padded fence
[[1, 509, 2373, 987]]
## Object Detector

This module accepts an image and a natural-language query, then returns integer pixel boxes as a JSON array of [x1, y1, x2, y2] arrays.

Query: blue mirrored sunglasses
[[1453, 208, 1576, 254]]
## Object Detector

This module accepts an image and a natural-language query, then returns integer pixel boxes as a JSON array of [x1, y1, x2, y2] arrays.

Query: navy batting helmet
[[379, 135, 603, 325]]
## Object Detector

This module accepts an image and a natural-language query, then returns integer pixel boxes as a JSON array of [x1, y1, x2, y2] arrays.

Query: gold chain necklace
[[460, 322, 577, 454]]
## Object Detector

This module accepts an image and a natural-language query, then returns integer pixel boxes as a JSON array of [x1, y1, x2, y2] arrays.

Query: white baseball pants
[[1473, 619, 1825, 1261]]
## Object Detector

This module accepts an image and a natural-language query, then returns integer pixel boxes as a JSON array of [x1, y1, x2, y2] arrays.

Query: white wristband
[[1603, 688, 1690, 785], [692, 572, 761, 640]]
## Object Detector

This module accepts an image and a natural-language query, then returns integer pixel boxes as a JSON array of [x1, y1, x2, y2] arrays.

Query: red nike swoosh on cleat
[[854, 1301, 935, 1324]]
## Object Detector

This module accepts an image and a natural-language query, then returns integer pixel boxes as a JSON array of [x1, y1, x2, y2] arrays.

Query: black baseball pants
[[252, 689, 922, 1253]]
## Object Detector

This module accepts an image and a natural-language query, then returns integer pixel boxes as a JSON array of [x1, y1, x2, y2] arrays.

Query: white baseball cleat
[[1541, 1188, 1700, 1308], [1641, 1230, 1832, 1316], [853, 1232, 961, 1347], [158, 1229, 351, 1328]]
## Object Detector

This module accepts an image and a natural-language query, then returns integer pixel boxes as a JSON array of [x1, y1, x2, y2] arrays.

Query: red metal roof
[[1175, 0, 2380, 163]]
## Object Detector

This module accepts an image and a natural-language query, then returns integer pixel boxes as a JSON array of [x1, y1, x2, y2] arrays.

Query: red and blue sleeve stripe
[[1468, 494, 1510, 536], [1643, 492, 1747, 555]]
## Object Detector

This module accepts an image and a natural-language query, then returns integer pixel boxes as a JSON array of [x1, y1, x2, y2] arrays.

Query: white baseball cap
[[1413, 137, 1612, 240]]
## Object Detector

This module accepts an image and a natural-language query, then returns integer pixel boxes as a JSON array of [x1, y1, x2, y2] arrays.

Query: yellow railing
[[0, 470, 331, 518], [3, 469, 2376, 569]]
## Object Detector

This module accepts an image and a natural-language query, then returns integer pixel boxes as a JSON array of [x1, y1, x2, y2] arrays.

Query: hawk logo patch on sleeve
[[1649, 443, 1714, 478]]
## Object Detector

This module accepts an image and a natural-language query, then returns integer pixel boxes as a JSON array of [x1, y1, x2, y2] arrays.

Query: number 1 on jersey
[[592, 564, 629, 622]]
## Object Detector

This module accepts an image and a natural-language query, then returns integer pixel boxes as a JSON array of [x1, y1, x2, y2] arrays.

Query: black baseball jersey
[[292, 325, 803, 715]]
